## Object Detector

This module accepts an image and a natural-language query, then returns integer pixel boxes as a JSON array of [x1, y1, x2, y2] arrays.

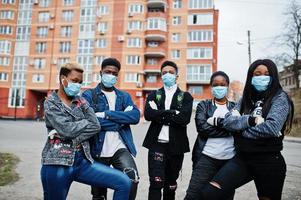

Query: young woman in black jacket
[[184, 71, 236, 200]]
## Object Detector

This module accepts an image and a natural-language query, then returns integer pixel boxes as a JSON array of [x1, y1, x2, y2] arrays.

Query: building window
[[171, 49, 180, 59], [77, 56, 93, 86], [34, 58, 46, 69], [187, 47, 212, 59], [126, 55, 140, 65], [37, 27, 48, 38], [60, 42, 71, 53], [9, 88, 25, 107], [172, 16, 181, 25], [57, 57, 70, 68], [80, 8, 95, 22], [94, 73, 101, 82], [187, 64, 211, 82], [172, 33, 180, 42], [128, 4, 144, 14], [188, 13, 213, 25], [80, 24, 95, 34], [96, 39, 107, 48], [147, 42, 158, 47], [128, 21, 142, 31], [62, 0, 73, 6], [97, 22, 108, 32], [39, 0, 51, 7], [32, 74, 45, 83], [0, 10, 14, 20], [95, 56, 106, 65], [80, 0, 96, 7], [98, 5, 109, 16], [62, 10, 73, 22], [38, 12, 50, 23], [0, 26, 13, 35], [36, 42, 46, 53], [189, 0, 213, 9], [147, 18, 166, 31], [78, 40, 94, 54], [127, 38, 142, 48], [0, 40, 11, 55], [2, 0, 15, 4], [60, 26, 72, 37], [17, 11, 31, 25], [173, 0, 182, 9], [0, 72, 8, 81], [125, 73, 138, 83], [146, 75, 157, 83], [188, 30, 213, 42], [146, 58, 157, 65], [188, 85, 204, 95], [16, 26, 31, 41], [0, 57, 10, 66]]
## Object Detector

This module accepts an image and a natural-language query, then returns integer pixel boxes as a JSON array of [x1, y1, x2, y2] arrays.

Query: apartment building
[[0, 0, 218, 119]]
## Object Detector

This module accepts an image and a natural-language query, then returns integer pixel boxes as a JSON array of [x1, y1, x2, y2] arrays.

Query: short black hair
[[101, 58, 121, 70], [210, 71, 230, 85], [161, 60, 178, 74]]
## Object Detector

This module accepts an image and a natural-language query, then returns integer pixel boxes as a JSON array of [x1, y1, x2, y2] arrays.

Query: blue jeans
[[41, 150, 131, 200], [184, 154, 235, 200]]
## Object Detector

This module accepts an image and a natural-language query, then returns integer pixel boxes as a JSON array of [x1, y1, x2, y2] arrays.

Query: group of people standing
[[40, 57, 294, 200]]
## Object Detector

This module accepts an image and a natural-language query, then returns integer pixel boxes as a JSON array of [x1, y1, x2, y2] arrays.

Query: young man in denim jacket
[[82, 58, 140, 200], [41, 63, 131, 200]]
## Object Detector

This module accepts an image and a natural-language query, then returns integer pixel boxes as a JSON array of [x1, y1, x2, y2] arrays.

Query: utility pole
[[247, 30, 252, 66]]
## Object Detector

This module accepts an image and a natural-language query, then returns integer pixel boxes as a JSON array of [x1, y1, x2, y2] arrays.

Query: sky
[[214, 0, 297, 83]]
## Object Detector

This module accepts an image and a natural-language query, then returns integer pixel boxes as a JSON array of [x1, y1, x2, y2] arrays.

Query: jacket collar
[[48, 91, 81, 106], [95, 83, 122, 96]]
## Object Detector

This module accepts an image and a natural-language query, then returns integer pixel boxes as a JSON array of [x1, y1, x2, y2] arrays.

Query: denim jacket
[[41, 91, 101, 166], [82, 84, 140, 157]]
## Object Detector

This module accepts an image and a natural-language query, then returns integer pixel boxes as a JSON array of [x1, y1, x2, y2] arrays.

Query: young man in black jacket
[[143, 60, 193, 200]]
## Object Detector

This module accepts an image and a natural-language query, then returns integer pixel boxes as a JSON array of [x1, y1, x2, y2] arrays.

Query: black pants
[[201, 152, 286, 200], [148, 142, 184, 200], [184, 154, 235, 200], [91, 148, 139, 200]]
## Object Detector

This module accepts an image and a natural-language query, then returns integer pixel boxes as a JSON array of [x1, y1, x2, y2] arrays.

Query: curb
[[284, 136, 301, 144]]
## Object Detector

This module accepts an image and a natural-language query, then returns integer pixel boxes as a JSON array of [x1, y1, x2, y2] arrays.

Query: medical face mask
[[101, 73, 117, 88], [63, 80, 81, 97], [251, 75, 271, 92], [212, 86, 228, 99], [162, 73, 176, 87]]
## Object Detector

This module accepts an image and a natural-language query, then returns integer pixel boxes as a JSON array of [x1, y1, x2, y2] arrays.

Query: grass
[[0, 153, 20, 186]]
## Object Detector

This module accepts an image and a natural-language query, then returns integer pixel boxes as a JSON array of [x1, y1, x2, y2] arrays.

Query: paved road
[[0, 120, 301, 200]]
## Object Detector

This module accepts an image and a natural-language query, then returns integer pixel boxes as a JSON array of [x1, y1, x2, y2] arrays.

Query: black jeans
[[184, 153, 235, 200], [91, 148, 139, 200], [201, 152, 286, 200], [148, 142, 184, 200]]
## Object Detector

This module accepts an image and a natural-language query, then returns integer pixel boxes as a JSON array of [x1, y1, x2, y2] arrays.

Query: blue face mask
[[101, 73, 117, 88], [212, 86, 228, 99], [251, 75, 271, 92], [162, 73, 176, 87], [63, 81, 81, 97]]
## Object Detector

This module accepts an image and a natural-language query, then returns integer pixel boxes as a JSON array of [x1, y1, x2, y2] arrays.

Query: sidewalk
[[284, 136, 301, 143]]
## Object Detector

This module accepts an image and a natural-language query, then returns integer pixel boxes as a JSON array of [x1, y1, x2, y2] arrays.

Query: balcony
[[144, 47, 166, 58], [144, 63, 161, 73], [145, 30, 167, 42], [147, 0, 166, 9]]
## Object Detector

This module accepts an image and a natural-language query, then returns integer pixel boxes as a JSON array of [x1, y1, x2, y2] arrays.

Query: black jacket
[[143, 87, 193, 155], [192, 99, 236, 165]]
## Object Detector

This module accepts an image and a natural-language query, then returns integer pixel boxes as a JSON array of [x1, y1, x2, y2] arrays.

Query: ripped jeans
[[91, 148, 139, 200], [184, 153, 236, 200], [41, 150, 131, 200], [148, 142, 184, 200]]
